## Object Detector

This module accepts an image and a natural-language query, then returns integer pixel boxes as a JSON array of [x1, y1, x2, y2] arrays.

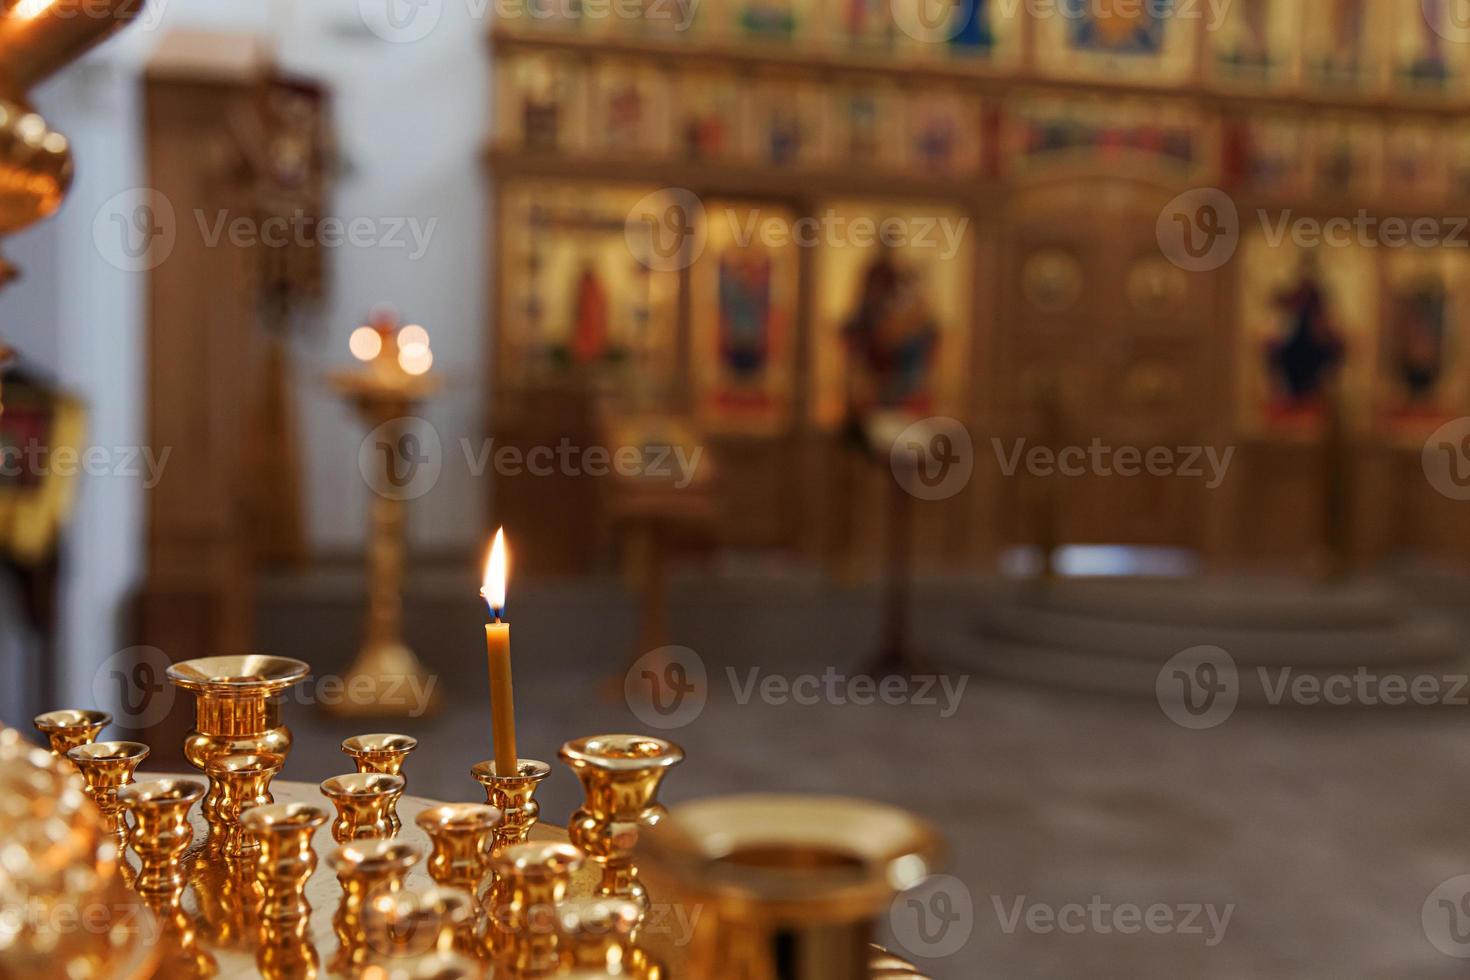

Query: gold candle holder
[[67, 739, 150, 843], [34, 708, 110, 768], [638, 795, 943, 980], [343, 732, 418, 776], [205, 751, 284, 855], [555, 897, 654, 977], [190, 846, 266, 947], [489, 841, 584, 975], [327, 838, 422, 974], [320, 771, 405, 843], [470, 758, 550, 853], [344, 733, 417, 834], [560, 735, 684, 908], [167, 655, 309, 775], [416, 803, 501, 893], [116, 777, 205, 894], [241, 802, 329, 923], [364, 884, 474, 960]]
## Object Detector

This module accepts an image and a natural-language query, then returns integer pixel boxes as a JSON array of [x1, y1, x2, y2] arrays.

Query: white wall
[[0, 0, 490, 711]]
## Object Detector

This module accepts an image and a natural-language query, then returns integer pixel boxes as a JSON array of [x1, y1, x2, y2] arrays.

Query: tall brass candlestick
[[482, 528, 518, 776]]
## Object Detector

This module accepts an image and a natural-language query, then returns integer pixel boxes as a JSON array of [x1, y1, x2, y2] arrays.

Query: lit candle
[[481, 528, 518, 775]]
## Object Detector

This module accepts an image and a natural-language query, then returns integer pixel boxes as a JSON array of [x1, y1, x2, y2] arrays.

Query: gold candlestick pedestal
[[327, 838, 422, 973], [242, 802, 330, 923], [343, 732, 418, 776], [560, 735, 683, 909], [327, 331, 443, 720], [167, 655, 309, 775], [68, 740, 150, 844], [472, 758, 551, 853], [321, 771, 406, 842], [117, 777, 205, 894], [34, 708, 110, 768], [489, 842, 585, 975], [205, 751, 285, 855], [556, 897, 654, 977]]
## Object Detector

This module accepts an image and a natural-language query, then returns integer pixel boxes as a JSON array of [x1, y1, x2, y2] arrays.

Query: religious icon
[[591, 62, 669, 155], [1395, 0, 1457, 88], [1021, 249, 1084, 314], [739, 0, 799, 39], [677, 72, 740, 162], [1065, 0, 1165, 55], [1311, 118, 1380, 198], [1212, 0, 1300, 84], [841, 250, 943, 419], [1390, 272, 1449, 405], [906, 89, 979, 176], [692, 202, 797, 433], [1304, 0, 1378, 88], [1223, 116, 1305, 194], [1383, 123, 1447, 194], [840, 0, 897, 48], [1265, 252, 1346, 407], [495, 55, 583, 154], [747, 74, 827, 168]]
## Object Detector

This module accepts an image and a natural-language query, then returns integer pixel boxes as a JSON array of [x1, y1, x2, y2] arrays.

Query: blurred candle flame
[[482, 528, 507, 613]]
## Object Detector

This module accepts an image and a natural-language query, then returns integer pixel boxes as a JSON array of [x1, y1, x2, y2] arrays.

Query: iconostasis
[[487, 0, 1470, 567]]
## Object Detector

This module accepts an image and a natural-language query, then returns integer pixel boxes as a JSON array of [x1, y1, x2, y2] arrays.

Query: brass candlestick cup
[[205, 751, 285, 855], [556, 897, 650, 976], [242, 802, 329, 923], [638, 795, 943, 980], [561, 734, 684, 908], [67, 740, 150, 843], [34, 708, 110, 768], [343, 732, 418, 775], [117, 777, 205, 894], [167, 655, 309, 775], [471, 758, 550, 853], [328, 838, 422, 974], [321, 771, 406, 842], [490, 841, 585, 975]]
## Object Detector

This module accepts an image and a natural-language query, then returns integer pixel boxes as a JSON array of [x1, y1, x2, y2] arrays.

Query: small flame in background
[[482, 527, 508, 613]]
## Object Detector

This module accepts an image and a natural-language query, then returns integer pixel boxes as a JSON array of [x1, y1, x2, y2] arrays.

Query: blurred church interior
[[6, 1, 1470, 977]]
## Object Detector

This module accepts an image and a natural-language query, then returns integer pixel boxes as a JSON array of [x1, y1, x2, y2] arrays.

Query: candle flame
[[482, 528, 508, 613]]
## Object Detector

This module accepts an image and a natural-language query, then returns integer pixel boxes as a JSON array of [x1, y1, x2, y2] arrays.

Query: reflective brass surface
[[416, 803, 500, 894], [321, 771, 405, 843], [560, 735, 684, 909], [118, 777, 205, 895], [68, 739, 150, 844], [205, 752, 285, 855], [471, 758, 551, 854], [34, 706, 110, 768], [168, 655, 309, 777], [363, 884, 473, 960], [489, 841, 585, 976]]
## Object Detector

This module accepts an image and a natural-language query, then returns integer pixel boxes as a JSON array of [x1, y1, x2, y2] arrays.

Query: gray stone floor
[[259, 567, 1470, 979]]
